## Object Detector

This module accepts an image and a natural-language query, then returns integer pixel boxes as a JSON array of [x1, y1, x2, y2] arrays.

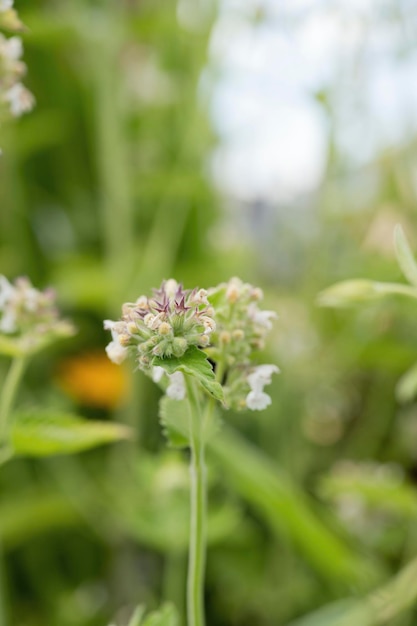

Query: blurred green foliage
[[1, 1, 417, 626]]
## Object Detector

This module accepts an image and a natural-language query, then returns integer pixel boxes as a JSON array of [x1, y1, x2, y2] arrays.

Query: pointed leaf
[[11, 410, 132, 457], [394, 224, 417, 288], [128, 606, 146, 626], [396, 360, 417, 403], [153, 346, 224, 402], [318, 279, 417, 307], [142, 604, 179, 626]]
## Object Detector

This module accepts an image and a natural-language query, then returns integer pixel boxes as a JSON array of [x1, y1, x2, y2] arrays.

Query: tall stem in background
[[185, 377, 206, 626], [0, 356, 26, 445]]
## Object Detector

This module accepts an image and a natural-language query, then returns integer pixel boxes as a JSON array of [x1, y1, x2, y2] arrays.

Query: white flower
[[103, 319, 128, 364], [4, 83, 35, 117], [4, 36, 22, 61], [245, 364, 279, 411], [0, 275, 15, 309], [0, 0, 13, 11], [248, 303, 277, 330], [0, 276, 17, 332], [152, 366, 165, 383], [166, 371, 186, 400], [247, 364, 280, 392], [246, 390, 272, 411]]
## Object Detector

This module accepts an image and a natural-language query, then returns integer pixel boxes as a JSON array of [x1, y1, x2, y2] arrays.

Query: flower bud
[[172, 337, 188, 357], [158, 322, 172, 336]]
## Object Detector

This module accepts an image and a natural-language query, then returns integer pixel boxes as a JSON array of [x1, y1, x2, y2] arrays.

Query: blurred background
[[1, 0, 417, 624]]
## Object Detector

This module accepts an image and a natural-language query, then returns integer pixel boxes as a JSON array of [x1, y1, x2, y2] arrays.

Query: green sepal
[[159, 397, 221, 449], [10, 410, 132, 457], [153, 345, 224, 402], [394, 224, 417, 288]]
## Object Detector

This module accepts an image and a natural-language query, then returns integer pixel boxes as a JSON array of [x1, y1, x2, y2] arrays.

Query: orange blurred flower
[[57, 351, 130, 409]]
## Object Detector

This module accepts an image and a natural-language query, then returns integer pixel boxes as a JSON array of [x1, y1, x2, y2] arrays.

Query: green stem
[[0, 356, 26, 445], [185, 377, 206, 626]]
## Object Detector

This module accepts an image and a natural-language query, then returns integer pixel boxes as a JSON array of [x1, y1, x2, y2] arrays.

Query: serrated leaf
[[396, 360, 417, 403], [153, 346, 224, 402], [11, 410, 132, 457], [159, 396, 221, 449], [394, 224, 417, 288]]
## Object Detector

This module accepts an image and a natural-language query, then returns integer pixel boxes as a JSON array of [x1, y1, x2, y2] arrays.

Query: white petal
[[166, 371, 186, 400], [105, 341, 127, 365], [247, 364, 279, 392], [0, 275, 15, 309], [152, 366, 165, 383], [0, 309, 16, 333], [246, 390, 272, 411], [0, 0, 13, 11], [248, 304, 277, 330]]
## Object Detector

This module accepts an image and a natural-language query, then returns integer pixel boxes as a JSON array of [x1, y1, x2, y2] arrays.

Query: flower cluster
[[104, 279, 216, 369], [0, 1, 34, 120], [206, 277, 278, 411], [105, 277, 278, 413], [0, 275, 74, 354]]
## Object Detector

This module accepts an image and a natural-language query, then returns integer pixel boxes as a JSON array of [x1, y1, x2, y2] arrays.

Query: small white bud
[[201, 316, 216, 334]]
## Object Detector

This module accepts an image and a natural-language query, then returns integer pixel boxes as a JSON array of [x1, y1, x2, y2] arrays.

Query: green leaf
[[11, 410, 132, 457], [210, 425, 381, 587], [159, 396, 220, 448], [396, 360, 417, 403], [287, 555, 417, 626], [159, 397, 190, 448], [394, 224, 417, 288], [317, 279, 417, 307], [142, 604, 179, 626], [153, 346, 224, 402], [128, 606, 146, 626]]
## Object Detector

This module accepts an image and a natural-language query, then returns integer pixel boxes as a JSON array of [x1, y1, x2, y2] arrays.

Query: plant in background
[[0, 0, 34, 125], [105, 277, 278, 626], [318, 225, 417, 403], [0, 275, 130, 465]]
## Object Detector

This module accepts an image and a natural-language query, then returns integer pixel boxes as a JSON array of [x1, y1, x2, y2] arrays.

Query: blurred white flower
[[247, 364, 279, 391], [3, 36, 22, 61], [248, 303, 277, 330], [104, 320, 128, 365], [246, 390, 272, 411], [152, 365, 166, 383], [0, 0, 13, 11], [4, 82, 35, 117], [166, 371, 186, 400], [245, 364, 279, 411]]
